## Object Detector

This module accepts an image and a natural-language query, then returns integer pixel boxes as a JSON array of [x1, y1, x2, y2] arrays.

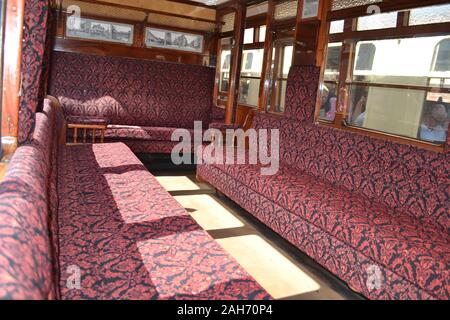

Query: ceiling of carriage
[[57, 0, 219, 32]]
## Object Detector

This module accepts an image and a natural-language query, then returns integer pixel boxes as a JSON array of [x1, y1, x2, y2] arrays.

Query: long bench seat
[[197, 66, 450, 300], [0, 98, 270, 300], [49, 52, 226, 154]]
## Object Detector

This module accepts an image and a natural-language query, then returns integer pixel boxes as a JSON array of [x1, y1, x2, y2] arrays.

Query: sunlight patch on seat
[[137, 230, 253, 299], [174, 194, 245, 230], [216, 235, 321, 299]]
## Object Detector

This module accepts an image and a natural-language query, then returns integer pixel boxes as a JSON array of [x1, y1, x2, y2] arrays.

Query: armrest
[[66, 116, 109, 126]]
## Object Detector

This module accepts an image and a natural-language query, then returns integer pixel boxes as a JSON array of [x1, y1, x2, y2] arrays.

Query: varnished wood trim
[[257, 0, 275, 112], [1, 0, 24, 146], [53, 37, 207, 65], [225, 2, 247, 124], [75, 0, 217, 23]]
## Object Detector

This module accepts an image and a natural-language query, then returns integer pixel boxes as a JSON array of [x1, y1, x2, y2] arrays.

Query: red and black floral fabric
[[49, 51, 218, 128], [18, 0, 49, 144], [197, 65, 450, 300], [48, 52, 224, 153], [58, 143, 269, 300], [0, 98, 269, 300], [0, 109, 58, 299]]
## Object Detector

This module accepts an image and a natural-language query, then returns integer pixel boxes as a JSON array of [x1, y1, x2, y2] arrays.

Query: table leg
[[92, 129, 96, 143], [101, 129, 105, 143]]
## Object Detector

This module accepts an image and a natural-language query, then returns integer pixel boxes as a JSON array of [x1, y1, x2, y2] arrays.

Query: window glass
[[409, 4, 450, 26], [267, 41, 293, 113], [357, 11, 397, 31], [353, 36, 450, 88], [324, 42, 342, 81], [239, 49, 264, 106], [329, 20, 344, 34], [347, 36, 450, 144], [346, 86, 449, 144], [319, 43, 341, 122], [433, 39, 450, 72], [244, 28, 254, 44], [259, 25, 266, 42], [219, 49, 231, 93], [355, 43, 376, 71]]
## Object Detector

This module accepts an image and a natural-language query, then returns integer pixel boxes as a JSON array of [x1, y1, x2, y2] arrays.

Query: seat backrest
[[0, 111, 57, 299], [252, 66, 450, 232], [49, 52, 215, 128]]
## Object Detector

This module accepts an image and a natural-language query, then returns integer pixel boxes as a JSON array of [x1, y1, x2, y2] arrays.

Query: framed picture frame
[[302, 0, 320, 19], [66, 16, 134, 45], [145, 27, 204, 53]]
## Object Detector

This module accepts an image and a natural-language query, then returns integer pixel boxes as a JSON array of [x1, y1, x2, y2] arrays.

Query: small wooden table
[[67, 123, 107, 144]]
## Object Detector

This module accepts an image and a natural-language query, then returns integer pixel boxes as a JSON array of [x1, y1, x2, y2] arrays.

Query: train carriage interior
[[0, 0, 449, 301]]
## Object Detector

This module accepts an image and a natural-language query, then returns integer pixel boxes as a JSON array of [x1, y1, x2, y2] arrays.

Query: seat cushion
[[209, 161, 450, 299], [104, 125, 195, 142], [58, 143, 270, 300]]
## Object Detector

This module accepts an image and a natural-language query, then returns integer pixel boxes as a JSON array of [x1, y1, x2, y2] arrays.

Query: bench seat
[[0, 99, 270, 300], [197, 65, 450, 300], [58, 142, 269, 300], [199, 161, 449, 299]]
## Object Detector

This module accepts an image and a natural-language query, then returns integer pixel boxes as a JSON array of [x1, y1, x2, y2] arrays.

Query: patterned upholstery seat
[[49, 52, 224, 153], [197, 65, 450, 300], [0, 98, 270, 300]]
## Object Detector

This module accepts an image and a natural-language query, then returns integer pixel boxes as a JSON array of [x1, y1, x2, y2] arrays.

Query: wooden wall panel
[[1, 0, 25, 155], [53, 11, 214, 66], [53, 38, 206, 65]]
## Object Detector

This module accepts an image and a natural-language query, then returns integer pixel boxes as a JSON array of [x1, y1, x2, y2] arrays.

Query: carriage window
[[319, 5, 450, 148], [409, 4, 450, 26], [259, 25, 266, 42], [267, 40, 293, 113], [319, 43, 341, 122], [239, 49, 263, 106], [347, 36, 450, 144], [217, 37, 233, 103], [355, 43, 376, 71], [244, 28, 254, 44], [433, 39, 450, 72], [330, 20, 344, 34], [357, 11, 397, 31], [219, 50, 231, 93]]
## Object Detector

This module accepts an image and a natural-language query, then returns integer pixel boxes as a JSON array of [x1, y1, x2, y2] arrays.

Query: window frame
[[237, 18, 266, 108], [266, 37, 294, 114], [239, 49, 264, 106], [317, 8, 450, 152]]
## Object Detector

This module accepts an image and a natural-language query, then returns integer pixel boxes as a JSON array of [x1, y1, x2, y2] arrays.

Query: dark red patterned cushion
[[58, 143, 270, 300], [205, 160, 449, 299], [105, 125, 195, 141], [0, 110, 57, 299], [197, 164, 444, 300], [49, 52, 217, 129], [197, 64, 449, 300], [284, 65, 320, 123]]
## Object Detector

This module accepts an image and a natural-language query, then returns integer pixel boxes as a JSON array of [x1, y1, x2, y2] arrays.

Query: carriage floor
[[148, 162, 364, 300]]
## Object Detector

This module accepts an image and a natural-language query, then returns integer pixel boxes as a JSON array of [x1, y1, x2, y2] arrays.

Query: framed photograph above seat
[[66, 17, 134, 45], [145, 27, 204, 53]]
